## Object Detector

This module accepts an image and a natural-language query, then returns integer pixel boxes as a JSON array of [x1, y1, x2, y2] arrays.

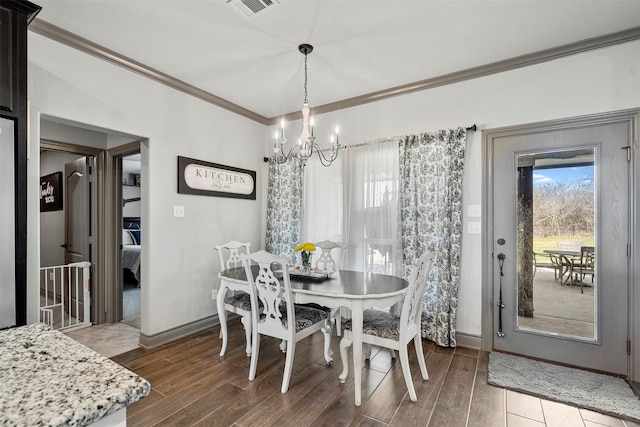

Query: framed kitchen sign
[[178, 156, 256, 200], [40, 171, 63, 212]]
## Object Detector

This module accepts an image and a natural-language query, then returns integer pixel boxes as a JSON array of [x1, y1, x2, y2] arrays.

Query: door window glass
[[516, 148, 596, 340]]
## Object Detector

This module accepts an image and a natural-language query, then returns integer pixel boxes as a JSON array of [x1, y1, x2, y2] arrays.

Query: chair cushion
[[259, 303, 328, 332], [224, 292, 252, 311], [290, 305, 328, 332], [343, 309, 400, 340]]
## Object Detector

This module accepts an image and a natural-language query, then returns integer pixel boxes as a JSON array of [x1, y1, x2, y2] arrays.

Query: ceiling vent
[[227, 0, 279, 17]]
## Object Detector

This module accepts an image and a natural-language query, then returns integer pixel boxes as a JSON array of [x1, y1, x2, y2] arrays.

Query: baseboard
[[456, 331, 482, 350], [138, 316, 480, 351], [139, 315, 220, 349]]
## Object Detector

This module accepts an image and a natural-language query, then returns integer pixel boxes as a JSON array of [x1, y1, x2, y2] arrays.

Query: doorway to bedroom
[[38, 116, 144, 357], [121, 152, 142, 330]]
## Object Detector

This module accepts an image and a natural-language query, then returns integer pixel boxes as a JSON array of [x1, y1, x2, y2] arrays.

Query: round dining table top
[[220, 266, 408, 299]]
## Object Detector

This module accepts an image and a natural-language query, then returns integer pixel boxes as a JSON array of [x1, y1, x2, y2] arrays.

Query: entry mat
[[487, 352, 640, 422]]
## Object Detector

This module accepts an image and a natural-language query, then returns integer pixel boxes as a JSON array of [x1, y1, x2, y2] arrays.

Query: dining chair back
[[575, 246, 595, 293], [313, 240, 347, 335], [338, 250, 434, 402], [314, 240, 346, 271], [214, 240, 252, 357], [241, 250, 333, 393], [215, 240, 251, 270]]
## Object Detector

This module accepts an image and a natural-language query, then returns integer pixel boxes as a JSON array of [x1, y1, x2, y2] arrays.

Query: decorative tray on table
[[288, 267, 334, 282]]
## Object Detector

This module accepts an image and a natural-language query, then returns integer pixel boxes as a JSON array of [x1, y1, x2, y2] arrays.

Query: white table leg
[[351, 300, 364, 406], [217, 284, 228, 356]]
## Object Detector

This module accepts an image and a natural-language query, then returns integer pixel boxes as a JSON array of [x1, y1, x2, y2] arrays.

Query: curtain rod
[[263, 124, 476, 162]]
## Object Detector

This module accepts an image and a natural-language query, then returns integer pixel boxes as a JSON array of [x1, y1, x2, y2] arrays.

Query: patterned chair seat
[[259, 304, 328, 332], [343, 309, 400, 340], [224, 292, 252, 311], [225, 292, 263, 311]]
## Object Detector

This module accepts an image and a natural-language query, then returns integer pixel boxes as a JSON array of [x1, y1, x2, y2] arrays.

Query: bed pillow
[[123, 229, 136, 245], [129, 230, 141, 245]]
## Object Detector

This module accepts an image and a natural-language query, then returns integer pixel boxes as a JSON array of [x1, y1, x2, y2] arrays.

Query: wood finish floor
[[111, 319, 639, 427]]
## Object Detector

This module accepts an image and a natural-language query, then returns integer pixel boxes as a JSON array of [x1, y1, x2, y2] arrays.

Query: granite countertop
[[0, 323, 150, 426]]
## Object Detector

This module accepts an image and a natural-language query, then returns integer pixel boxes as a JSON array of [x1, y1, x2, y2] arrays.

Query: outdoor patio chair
[[533, 252, 557, 279], [572, 246, 595, 293]]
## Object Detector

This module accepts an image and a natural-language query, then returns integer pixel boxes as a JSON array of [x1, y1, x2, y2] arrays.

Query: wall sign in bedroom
[[40, 171, 63, 212], [178, 156, 256, 200]]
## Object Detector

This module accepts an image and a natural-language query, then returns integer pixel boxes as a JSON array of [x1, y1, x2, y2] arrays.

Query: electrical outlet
[[211, 289, 217, 300], [173, 205, 185, 218]]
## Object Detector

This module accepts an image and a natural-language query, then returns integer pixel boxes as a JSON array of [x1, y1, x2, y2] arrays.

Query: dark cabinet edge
[[0, 0, 41, 23]]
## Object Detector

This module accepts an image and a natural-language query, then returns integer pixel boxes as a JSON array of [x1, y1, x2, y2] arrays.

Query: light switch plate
[[468, 221, 481, 234], [173, 205, 185, 217], [468, 204, 481, 218]]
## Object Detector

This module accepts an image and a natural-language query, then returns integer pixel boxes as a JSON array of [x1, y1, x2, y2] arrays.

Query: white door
[[64, 157, 91, 321], [490, 119, 630, 375], [64, 157, 91, 265]]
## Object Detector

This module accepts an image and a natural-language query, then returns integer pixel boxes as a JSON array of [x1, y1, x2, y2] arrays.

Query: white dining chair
[[338, 250, 434, 402], [241, 250, 333, 393], [314, 240, 346, 271], [312, 240, 347, 336], [215, 240, 252, 357]]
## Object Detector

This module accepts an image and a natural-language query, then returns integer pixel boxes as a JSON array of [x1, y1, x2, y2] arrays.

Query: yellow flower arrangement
[[295, 242, 316, 270], [294, 242, 316, 252]]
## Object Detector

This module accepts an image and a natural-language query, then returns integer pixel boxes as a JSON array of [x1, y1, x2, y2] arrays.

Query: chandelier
[[272, 44, 340, 167]]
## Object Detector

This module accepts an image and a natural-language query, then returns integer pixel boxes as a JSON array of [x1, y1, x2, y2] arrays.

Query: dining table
[[217, 266, 409, 406], [543, 249, 581, 284]]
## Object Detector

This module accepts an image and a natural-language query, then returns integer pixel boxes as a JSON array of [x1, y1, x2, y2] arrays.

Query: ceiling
[[32, 0, 640, 122]]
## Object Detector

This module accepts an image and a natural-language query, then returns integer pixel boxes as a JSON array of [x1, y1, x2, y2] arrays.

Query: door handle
[[60, 243, 69, 249], [497, 253, 506, 337]]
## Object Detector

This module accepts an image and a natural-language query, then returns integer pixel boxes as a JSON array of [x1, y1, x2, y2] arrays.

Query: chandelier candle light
[[272, 44, 341, 167]]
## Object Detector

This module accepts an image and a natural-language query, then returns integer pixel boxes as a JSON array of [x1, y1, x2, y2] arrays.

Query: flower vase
[[301, 252, 312, 274]]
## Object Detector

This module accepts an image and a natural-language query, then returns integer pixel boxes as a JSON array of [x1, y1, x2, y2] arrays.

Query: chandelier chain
[[271, 43, 340, 167], [303, 52, 308, 104]]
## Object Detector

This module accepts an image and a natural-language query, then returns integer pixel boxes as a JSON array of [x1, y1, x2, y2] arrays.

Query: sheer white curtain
[[302, 138, 401, 275]]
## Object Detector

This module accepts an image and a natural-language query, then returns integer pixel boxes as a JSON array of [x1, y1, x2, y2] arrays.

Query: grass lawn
[[532, 236, 595, 253]]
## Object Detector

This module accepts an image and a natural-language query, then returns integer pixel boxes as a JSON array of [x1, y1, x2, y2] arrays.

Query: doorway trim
[[40, 139, 109, 324], [108, 141, 141, 324], [481, 108, 640, 381]]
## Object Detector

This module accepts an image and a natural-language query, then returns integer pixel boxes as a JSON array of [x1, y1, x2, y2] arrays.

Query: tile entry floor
[[66, 321, 140, 359]]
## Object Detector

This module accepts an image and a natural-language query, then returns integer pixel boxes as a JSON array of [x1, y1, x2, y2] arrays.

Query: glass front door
[[489, 118, 630, 375]]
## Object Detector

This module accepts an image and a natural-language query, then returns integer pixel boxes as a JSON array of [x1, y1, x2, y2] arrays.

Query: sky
[[533, 165, 594, 187]]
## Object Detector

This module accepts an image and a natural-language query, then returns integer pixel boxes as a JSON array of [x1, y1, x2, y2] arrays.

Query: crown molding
[[29, 19, 640, 126], [294, 26, 640, 125], [29, 19, 271, 125]]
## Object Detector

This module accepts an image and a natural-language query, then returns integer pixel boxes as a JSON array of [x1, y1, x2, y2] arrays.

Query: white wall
[[27, 28, 640, 341], [41, 120, 109, 149], [0, 118, 16, 329], [27, 33, 267, 336], [281, 40, 640, 339]]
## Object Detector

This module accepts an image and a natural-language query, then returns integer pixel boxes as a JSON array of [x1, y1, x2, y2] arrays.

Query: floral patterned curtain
[[265, 157, 305, 262], [399, 127, 467, 347]]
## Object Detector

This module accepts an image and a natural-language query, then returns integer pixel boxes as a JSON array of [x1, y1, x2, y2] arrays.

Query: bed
[[123, 217, 141, 284]]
